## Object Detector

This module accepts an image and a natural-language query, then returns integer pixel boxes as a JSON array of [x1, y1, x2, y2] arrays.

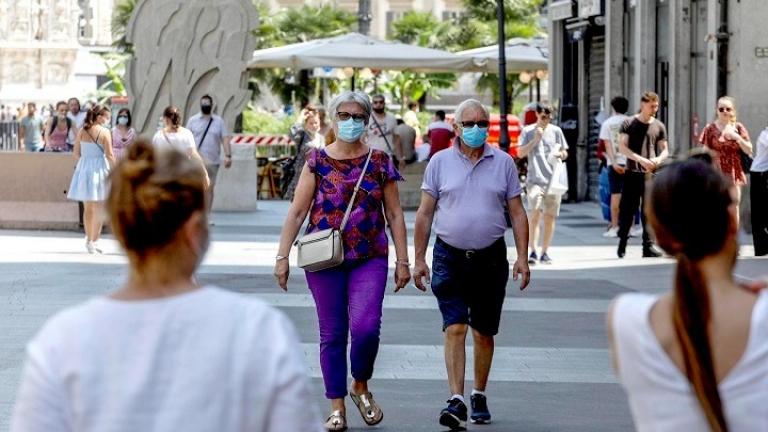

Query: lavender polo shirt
[[422, 142, 523, 250]]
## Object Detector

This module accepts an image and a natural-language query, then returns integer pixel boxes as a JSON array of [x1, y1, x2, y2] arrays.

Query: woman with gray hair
[[274, 91, 411, 431]]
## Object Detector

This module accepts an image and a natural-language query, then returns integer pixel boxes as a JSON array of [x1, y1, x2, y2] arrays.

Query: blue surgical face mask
[[461, 125, 488, 148], [117, 116, 129, 125], [337, 118, 365, 142]]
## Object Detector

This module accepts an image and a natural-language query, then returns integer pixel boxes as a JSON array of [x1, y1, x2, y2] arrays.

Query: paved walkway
[[1, 200, 765, 431]]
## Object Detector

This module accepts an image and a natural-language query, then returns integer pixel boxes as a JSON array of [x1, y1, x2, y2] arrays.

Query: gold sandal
[[349, 390, 384, 426], [324, 410, 347, 431]]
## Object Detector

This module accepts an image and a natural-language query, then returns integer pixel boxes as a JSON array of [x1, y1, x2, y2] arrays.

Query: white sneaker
[[630, 225, 643, 238], [85, 241, 96, 254], [92, 242, 104, 254], [603, 226, 619, 238]]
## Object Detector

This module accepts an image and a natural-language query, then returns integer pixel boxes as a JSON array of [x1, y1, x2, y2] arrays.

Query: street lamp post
[[496, 0, 509, 152]]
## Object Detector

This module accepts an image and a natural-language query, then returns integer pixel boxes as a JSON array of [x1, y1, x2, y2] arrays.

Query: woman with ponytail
[[607, 157, 768, 431], [12, 139, 322, 432], [67, 104, 115, 254], [152, 105, 210, 189]]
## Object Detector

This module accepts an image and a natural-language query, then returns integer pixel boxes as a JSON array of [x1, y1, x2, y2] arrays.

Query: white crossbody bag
[[295, 149, 373, 272]]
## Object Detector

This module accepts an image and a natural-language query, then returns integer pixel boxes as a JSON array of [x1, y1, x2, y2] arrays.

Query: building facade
[[0, 0, 114, 105], [547, 0, 768, 202]]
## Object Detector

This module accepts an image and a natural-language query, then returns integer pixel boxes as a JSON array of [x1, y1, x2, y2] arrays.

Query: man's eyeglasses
[[372, 100, 385, 105], [460, 120, 490, 128], [718, 107, 733, 113], [337, 111, 368, 122]]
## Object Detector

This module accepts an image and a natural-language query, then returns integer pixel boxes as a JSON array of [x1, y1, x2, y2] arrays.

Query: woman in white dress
[[67, 104, 115, 254], [152, 105, 210, 189], [12, 138, 322, 432], [607, 157, 768, 432]]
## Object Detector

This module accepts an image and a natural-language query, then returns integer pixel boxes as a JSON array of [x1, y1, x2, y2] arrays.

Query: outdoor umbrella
[[457, 38, 548, 73], [248, 32, 485, 72]]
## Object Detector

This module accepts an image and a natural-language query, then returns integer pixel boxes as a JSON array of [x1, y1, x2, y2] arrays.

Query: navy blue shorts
[[430, 237, 509, 336], [608, 166, 625, 194]]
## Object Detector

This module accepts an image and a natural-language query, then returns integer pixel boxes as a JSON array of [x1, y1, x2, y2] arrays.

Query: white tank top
[[612, 291, 768, 432]]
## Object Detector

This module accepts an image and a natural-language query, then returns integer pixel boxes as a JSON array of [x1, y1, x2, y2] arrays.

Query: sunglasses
[[337, 111, 367, 122], [372, 100, 385, 105], [460, 120, 490, 128], [718, 107, 733, 113], [538, 109, 552, 115]]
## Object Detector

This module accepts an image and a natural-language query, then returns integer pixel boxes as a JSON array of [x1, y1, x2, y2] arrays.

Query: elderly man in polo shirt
[[413, 99, 531, 431]]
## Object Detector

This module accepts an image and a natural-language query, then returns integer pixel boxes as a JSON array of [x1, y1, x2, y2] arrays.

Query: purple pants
[[305, 256, 388, 399]]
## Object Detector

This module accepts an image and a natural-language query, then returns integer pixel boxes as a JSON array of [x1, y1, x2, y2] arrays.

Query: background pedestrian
[[425, 110, 454, 158], [112, 108, 135, 159], [698, 96, 753, 226], [367, 94, 403, 166], [274, 91, 410, 431], [599, 96, 630, 238], [43, 102, 72, 152], [152, 106, 210, 190], [67, 104, 114, 254], [12, 139, 322, 432], [394, 117, 417, 165], [284, 107, 322, 200], [187, 95, 232, 213], [608, 158, 768, 431], [616, 91, 668, 258], [18, 102, 44, 153], [518, 102, 569, 264], [751, 125, 768, 256]]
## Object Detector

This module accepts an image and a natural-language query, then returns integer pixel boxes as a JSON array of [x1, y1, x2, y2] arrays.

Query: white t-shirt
[[366, 112, 397, 155], [751, 128, 768, 172], [599, 114, 630, 166], [187, 113, 229, 165], [152, 127, 196, 154], [11, 286, 322, 432]]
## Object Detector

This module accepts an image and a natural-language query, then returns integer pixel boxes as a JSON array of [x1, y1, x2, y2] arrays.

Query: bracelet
[[395, 260, 410, 266], [276, 255, 288, 261]]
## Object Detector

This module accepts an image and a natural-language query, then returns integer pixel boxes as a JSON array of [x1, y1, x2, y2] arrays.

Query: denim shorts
[[430, 237, 509, 336]]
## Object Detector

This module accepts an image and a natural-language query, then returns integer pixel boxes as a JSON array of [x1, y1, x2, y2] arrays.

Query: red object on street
[[446, 114, 522, 158]]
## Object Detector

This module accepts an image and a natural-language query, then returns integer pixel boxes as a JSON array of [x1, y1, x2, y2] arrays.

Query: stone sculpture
[[125, 0, 257, 135]]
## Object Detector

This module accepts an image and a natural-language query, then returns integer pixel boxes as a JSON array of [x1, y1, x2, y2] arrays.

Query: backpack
[[50, 115, 72, 136]]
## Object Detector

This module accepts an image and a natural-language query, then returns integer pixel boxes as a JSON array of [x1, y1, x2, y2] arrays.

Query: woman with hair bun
[[152, 105, 210, 189], [11, 139, 322, 432], [67, 104, 115, 254], [607, 158, 768, 431]]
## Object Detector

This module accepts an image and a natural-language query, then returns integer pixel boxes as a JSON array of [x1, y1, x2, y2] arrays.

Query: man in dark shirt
[[617, 91, 669, 258]]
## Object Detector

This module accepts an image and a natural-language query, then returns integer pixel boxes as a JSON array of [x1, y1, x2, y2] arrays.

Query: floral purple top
[[305, 148, 403, 261]]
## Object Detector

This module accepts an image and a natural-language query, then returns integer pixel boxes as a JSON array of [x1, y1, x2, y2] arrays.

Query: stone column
[[605, 0, 624, 102], [668, 0, 693, 153], [632, 0, 655, 97]]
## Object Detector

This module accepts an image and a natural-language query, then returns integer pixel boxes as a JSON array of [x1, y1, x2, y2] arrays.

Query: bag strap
[[339, 149, 373, 232], [370, 115, 394, 154], [198, 117, 214, 150], [86, 128, 105, 154]]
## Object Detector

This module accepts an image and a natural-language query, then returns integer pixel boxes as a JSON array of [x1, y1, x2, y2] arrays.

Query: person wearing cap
[[517, 102, 569, 265]]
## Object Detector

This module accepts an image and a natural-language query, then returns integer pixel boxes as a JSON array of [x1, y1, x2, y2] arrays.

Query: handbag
[[294, 149, 373, 272], [740, 149, 753, 172]]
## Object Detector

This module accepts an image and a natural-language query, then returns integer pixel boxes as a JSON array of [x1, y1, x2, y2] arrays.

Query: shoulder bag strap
[[86, 128, 105, 153], [339, 149, 373, 232], [370, 115, 394, 154], [198, 117, 214, 150], [163, 131, 173, 147]]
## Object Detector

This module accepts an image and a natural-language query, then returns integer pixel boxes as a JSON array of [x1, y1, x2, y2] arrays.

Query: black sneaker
[[617, 239, 627, 258], [439, 398, 468, 431], [470, 393, 492, 424], [528, 251, 538, 265], [539, 253, 552, 264], [642, 245, 663, 258]]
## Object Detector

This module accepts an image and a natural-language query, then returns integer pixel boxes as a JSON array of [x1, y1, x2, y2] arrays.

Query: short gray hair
[[327, 91, 372, 124], [454, 99, 489, 122]]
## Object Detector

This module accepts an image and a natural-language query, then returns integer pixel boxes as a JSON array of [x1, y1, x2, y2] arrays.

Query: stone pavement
[[1, 200, 765, 431]]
